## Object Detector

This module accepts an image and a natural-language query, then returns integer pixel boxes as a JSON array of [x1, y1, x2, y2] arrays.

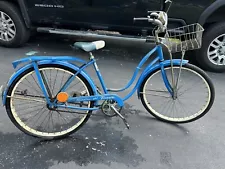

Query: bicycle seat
[[74, 40, 105, 52]]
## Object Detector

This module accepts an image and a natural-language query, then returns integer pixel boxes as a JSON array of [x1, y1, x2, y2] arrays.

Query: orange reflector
[[57, 92, 69, 102]]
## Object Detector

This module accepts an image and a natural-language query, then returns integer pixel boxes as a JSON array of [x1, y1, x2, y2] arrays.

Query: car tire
[[0, 1, 30, 48], [196, 22, 225, 73]]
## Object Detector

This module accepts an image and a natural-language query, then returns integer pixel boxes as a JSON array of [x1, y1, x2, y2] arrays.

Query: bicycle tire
[[139, 63, 215, 123], [5, 64, 95, 139]]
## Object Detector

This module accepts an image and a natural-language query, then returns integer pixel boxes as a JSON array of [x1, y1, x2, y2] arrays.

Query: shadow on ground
[[0, 104, 146, 169]]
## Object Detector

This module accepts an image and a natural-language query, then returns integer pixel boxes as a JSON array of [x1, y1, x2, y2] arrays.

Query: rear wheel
[[6, 64, 94, 139], [140, 63, 215, 123]]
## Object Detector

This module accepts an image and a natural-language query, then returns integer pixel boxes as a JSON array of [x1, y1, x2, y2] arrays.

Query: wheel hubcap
[[0, 11, 16, 41], [207, 34, 225, 66]]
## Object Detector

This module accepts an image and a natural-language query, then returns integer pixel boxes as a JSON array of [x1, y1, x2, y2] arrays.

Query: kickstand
[[111, 106, 130, 129]]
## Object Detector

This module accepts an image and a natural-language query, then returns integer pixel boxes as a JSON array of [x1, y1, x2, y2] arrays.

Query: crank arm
[[111, 106, 130, 129]]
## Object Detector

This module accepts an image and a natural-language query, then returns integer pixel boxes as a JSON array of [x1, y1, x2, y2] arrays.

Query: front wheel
[[140, 63, 215, 123]]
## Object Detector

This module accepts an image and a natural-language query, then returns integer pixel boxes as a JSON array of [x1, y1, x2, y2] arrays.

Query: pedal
[[111, 105, 130, 129]]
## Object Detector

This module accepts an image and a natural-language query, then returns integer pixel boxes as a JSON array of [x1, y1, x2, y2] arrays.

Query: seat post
[[89, 52, 95, 60], [89, 51, 108, 94]]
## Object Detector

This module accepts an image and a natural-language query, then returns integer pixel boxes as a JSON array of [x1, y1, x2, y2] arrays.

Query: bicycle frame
[[1, 44, 188, 110], [39, 44, 187, 110], [61, 45, 170, 103]]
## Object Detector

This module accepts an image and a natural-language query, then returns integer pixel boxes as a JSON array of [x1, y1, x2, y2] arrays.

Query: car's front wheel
[[197, 22, 225, 73], [0, 1, 30, 47]]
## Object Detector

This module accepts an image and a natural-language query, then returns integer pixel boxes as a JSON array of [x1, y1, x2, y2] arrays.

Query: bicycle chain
[[55, 108, 114, 117]]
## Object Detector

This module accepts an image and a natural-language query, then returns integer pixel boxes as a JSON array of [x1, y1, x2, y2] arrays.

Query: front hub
[[172, 89, 178, 100]]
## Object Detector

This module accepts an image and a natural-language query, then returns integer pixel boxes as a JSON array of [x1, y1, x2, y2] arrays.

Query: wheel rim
[[142, 66, 211, 122], [207, 34, 225, 66], [9, 67, 91, 137], [0, 11, 16, 41]]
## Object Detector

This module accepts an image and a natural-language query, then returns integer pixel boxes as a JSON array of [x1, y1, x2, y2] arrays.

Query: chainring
[[101, 100, 122, 117]]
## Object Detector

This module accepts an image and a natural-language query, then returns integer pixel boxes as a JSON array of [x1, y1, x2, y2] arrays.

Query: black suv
[[0, 0, 225, 72]]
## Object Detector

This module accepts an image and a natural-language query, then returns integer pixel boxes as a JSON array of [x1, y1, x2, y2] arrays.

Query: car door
[[55, 0, 93, 26], [54, 0, 162, 32], [90, 0, 162, 32], [90, 0, 137, 27], [25, 0, 65, 24], [25, 0, 92, 27], [26, 0, 163, 34]]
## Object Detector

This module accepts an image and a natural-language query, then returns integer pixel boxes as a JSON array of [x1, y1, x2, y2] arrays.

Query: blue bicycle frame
[[2, 44, 188, 110]]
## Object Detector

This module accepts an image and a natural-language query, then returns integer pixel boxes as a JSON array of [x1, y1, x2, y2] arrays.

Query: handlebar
[[133, 0, 173, 42], [133, 17, 163, 28]]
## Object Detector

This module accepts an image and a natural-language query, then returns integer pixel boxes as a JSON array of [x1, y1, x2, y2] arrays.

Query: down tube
[[122, 56, 160, 101]]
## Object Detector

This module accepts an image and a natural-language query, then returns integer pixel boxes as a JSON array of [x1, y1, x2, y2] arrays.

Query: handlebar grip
[[133, 17, 164, 30], [133, 18, 149, 21], [150, 12, 159, 18]]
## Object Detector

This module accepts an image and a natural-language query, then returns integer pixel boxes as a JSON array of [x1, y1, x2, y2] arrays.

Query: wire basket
[[162, 23, 204, 53]]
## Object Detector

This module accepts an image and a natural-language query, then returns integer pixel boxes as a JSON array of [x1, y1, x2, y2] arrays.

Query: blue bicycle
[[1, 6, 215, 139]]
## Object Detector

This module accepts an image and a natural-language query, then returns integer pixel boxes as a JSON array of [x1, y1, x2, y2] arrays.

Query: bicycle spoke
[[43, 110, 52, 132], [56, 110, 70, 124], [57, 109, 61, 126], [77, 85, 85, 92], [24, 78, 43, 96], [171, 101, 175, 118], [20, 81, 41, 96], [8, 95, 45, 103], [145, 89, 168, 93], [58, 75, 73, 93], [24, 106, 46, 125], [25, 76, 42, 92], [14, 102, 43, 109], [38, 110, 52, 131], [18, 105, 45, 115], [50, 111, 54, 132], [161, 99, 173, 115], [49, 69, 52, 91], [176, 98, 190, 118], [142, 91, 171, 98], [31, 107, 49, 127], [52, 69, 58, 96], [178, 79, 203, 97], [60, 71, 66, 90], [66, 80, 81, 91], [165, 99, 174, 117], [12, 96, 44, 105], [14, 91, 45, 98], [30, 74, 43, 92]]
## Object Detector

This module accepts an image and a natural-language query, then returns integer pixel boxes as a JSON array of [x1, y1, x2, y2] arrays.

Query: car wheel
[[0, 1, 30, 48], [196, 22, 225, 73]]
